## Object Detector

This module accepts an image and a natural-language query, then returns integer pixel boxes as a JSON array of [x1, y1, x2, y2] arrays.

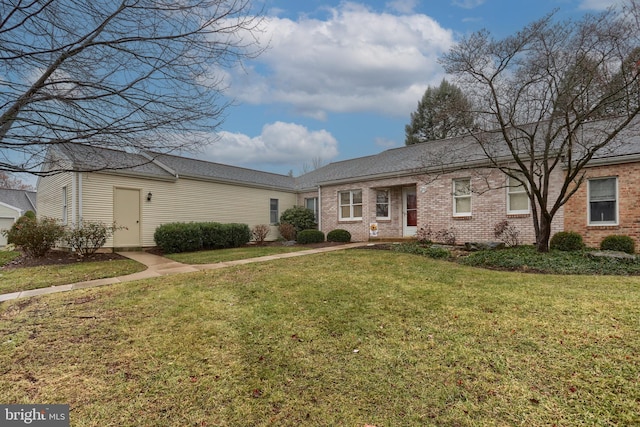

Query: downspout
[[317, 185, 322, 232], [71, 172, 77, 228], [78, 173, 83, 223]]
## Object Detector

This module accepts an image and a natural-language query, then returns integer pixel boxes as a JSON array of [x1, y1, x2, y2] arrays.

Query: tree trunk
[[536, 214, 552, 253]]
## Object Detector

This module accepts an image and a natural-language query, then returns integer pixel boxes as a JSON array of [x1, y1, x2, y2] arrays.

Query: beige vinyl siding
[[80, 173, 297, 247], [36, 172, 73, 223], [0, 204, 20, 218]]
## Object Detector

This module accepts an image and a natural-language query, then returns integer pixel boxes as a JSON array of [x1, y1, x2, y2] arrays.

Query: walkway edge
[[0, 243, 373, 301]]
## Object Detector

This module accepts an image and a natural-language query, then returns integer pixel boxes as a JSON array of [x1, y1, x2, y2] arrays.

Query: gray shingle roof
[[148, 152, 296, 191], [0, 188, 37, 213]]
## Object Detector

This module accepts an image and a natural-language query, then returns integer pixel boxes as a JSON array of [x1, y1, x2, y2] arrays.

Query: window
[[507, 174, 529, 214], [339, 190, 362, 220], [62, 186, 68, 225], [453, 179, 471, 216], [376, 189, 390, 219], [305, 197, 318, 222], [270, 198, 278, 224], [589, 177, 617, 225]]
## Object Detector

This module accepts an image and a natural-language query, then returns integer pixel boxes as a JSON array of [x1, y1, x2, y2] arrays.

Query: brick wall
[[564, 162, 640, 248], [316, 168, 565, 243]]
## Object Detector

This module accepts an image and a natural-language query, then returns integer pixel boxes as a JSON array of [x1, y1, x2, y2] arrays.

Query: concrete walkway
[[0, 242, 371, 302]]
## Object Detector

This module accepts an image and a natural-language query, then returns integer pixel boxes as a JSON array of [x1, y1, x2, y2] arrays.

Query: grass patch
[[165, 245, 311, 264], [461, 245, 640, 275], [0, 260, 144, 294], [1, 250, 638, 426], [0, 251, 20, 267]]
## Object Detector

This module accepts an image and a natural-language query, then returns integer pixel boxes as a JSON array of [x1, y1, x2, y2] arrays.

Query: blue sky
[[203, 0, 622, 176]]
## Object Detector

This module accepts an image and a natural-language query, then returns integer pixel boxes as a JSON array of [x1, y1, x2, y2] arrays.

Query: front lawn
[[164, 245, 312, 264], [1, 250, 638, 426]]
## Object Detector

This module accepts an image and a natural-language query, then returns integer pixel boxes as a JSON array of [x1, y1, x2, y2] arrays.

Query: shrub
[[200, 222, 227, 249], [494, 220, 521, 247], [327, 229, 351, 242], [297, 229, 325, 244], [278, 222, 297, 241], [251, 224, 271, 245], [65, 220, 120, 257], [4, 216, 65, 257], [434, 227, 457, 245], [154, 222, 202, 254], [279, 206, 316, 232], [600, 235, 635, 254], [550, 231, 584, 252], [416, 226, 433, 244], [225, 223, 251, 248]]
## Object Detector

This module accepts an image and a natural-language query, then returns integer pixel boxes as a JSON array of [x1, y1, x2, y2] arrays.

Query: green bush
[[600, 235, 635, 254], [280, 206, 316, 232], [225, 223, 251, 248], [154, 222, 202, 254], [550, 231, 584, 252], [65, 220, 120, 257], [200, 222, 227, 249], [297, 229, 325, 244], [327, 229, 351, 242], [4, 216, 65, 257]]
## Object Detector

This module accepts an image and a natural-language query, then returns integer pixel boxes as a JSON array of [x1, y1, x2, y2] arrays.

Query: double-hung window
[[62, 186, 68, 225], [375, 189, 390, 220], [507, 174, 530, 214], [453, 178, 471, 216], [270, 198, 279, 224], [588, 177, 617, 225], [339, 190, 362, 220], [305, 197, 318, 222]]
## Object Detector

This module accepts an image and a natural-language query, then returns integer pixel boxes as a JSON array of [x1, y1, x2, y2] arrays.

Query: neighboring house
[[0, 188, 37, 246], [36, 121, 640, 250], [37, 145, 297, 249]]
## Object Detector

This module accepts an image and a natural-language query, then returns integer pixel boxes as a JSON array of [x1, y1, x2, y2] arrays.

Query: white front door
[[113, 188, 141, 247], [402, 187, 417, 237]]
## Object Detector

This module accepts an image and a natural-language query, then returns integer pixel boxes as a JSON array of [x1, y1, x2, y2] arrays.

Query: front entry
[[402, 187, 417, 237], [113, 188, 141, 247]]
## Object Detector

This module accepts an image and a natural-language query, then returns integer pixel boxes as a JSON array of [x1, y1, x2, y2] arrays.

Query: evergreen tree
[[405, 79, 475, 145]]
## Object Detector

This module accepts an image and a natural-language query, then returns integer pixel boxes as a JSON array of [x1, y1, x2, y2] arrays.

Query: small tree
[[405, 79, 475, 145]]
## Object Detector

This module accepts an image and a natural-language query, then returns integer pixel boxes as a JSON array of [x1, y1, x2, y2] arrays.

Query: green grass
[[0, 250, 20, 266], [1, 250, 638, 426], [0, 260, 144, 294], [165, 245, 312, 264]]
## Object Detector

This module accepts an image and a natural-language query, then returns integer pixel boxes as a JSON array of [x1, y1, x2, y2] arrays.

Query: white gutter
[[71, 172, 77, 227]]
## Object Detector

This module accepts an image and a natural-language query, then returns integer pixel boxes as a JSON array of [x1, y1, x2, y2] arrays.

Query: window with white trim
[[588, 177, 617, 225], [62, 186, 68, 225], [375, 189, 390, 220], [270, 198, 279, 224], [453, 178, 471, 216], [507, 174, 530, 214], [305, 197, 318, 222], [339, 190, 362, 220]]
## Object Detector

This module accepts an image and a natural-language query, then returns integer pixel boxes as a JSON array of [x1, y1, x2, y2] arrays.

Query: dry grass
[[0, 250, 638, 426]]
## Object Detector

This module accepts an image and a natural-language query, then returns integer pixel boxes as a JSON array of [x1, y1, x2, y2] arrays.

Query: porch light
[[146, 192, 152, 201]]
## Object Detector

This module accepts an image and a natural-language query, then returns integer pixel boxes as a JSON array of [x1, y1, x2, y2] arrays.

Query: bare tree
[[0, 172, 33, 190], [440, 1, 640, 252], [0, 0, 264, 176]]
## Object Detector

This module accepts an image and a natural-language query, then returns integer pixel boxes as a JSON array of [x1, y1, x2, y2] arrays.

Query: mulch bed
[[2, 251, 128, 270]]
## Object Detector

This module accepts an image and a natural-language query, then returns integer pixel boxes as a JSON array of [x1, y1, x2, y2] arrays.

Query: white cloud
[[203, 122, 339, 168], [386, 0, 419, 14], [223, 2, 454, 119], [451, 0, 485, 9], [579, 0, 622, 10]]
